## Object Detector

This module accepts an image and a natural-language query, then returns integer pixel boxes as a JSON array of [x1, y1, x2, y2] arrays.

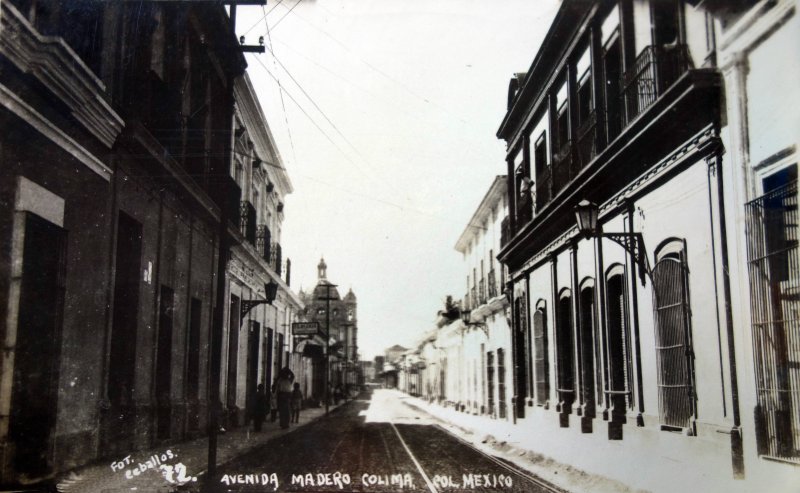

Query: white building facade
[[222, 73, 303, 427]]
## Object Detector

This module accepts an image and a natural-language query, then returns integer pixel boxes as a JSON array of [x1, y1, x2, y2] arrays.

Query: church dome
[[344, 288, 356, 301], [312, 280, 340, 300]]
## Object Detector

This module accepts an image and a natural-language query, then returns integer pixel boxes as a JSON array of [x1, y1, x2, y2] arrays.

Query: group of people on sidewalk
[[252, 367, 304, 432]]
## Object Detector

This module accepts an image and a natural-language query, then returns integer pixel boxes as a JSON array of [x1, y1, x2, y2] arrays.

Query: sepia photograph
[[0, 0, 798, 491]]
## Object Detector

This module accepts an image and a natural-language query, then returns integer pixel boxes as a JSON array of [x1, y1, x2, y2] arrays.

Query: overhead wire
[[270, 3, 468, 125], [250, 54, 372, 182], [260, 42, 395, 191], [263, 3, 299, 169], [241, 0, 283, 36]]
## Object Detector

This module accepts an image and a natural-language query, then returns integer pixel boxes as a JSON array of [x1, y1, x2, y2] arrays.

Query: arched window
[[652, 238, 695, 431], [605, 265, 632, 420], [556, 289, 576, 412]]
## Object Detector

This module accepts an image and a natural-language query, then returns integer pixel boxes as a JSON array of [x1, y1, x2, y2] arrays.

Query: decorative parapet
[[0, 1, 124, 148]]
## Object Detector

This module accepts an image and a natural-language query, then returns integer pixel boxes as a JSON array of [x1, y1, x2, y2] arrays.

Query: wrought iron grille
[[620, 44, 691, 128], [575, 110, 598, 168], [255, 225, 271, 261], [240, 201, 256, 245], [487, 269, 498, 299], [536, 168, 552, 212], [746, 180, 800, 461], [652, 254, 695, 429], [552, 141, 573, 195], [501, 217, 510, 248], [487, 351, 495, 417], [498, 348, 507, 419]]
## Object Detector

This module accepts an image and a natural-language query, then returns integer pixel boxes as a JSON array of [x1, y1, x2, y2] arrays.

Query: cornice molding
[[0, 82, 111, 180], [0, 1, 124, 148]]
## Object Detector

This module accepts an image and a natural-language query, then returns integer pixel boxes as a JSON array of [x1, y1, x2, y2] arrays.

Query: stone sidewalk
[[52, 402, 346, 493], [394, 390, 639, 493]]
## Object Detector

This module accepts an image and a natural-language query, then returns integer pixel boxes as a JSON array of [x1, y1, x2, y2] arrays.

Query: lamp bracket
[[601, 232, 651, 286], [240, 299, 270, 324]]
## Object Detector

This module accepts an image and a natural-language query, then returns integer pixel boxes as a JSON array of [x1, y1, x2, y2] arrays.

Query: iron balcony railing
[[551, 140, 574, 195], [745, 179, 799, 462], [535, 168, 552, 212], [575, 109, 598, 169], [621, 44, 691, 128], [256, 225, 271, 262], [269, 242, 282, 276], [487, 269, 498, 299], [240, 201, 256, 245], [515, 163, 533, 227], [500, 216, 510, 248]]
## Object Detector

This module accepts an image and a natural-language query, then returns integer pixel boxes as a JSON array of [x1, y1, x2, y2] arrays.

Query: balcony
[[501, 216, 510, 249], [621, 44, 691, 128], [574, 110, 598, 169], [256, 225, 271, 262], [269, 242, 282, 276], [535, 169, 552, 212], [552, 141, 575, 195], [240, 201, 256, 245], [487, 270, 498, 299]]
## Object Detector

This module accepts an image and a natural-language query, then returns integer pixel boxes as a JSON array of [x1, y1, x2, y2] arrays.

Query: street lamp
[[573, 200, 652, 285]]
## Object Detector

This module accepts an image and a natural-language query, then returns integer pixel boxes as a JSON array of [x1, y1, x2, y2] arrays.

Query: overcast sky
[[234, 0, 560, 359]]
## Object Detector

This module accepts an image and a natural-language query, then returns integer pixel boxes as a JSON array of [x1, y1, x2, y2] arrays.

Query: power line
[[272, 4, 468, 125], [264, 4, 298, 169], [241, 0, 283, 36], [261, 42, 392, 190], [251, 55, 371, 181], [268, 0, 302, 32]]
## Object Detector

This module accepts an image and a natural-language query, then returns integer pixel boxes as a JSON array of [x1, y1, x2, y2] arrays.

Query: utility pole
[[318, 283, 337, 415], [208, 3, 265, 488]]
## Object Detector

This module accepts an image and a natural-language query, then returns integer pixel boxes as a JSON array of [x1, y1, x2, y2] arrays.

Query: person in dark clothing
[[276, 367, 294, 429], [270, 382, 278, 422], [252, 383, 268, 432], [291, 382, 303, 424]]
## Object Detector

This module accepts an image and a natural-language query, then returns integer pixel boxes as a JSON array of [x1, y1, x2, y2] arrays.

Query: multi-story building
[[221, 73, 303, 427], [456, 176, 512, 419], [0, 0, 247, 482], [710, 0, 800, 485], [492, 0, 797, 491]]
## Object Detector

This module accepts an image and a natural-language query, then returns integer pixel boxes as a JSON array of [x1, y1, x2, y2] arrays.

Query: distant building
[[455, 176, 512, 419], [298, 258, 359, 399]]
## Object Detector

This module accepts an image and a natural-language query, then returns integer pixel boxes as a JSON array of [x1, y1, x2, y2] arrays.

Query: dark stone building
[[0, 0, 247, 482]]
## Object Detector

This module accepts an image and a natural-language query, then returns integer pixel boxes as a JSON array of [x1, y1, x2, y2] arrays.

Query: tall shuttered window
[[498, 348, 507, 419], [605, 268, 633, 417], [533, 306, 550, 406], [651, 241, 695, 430], [746, 167, 799, 461], [487, 351, 495, 416]]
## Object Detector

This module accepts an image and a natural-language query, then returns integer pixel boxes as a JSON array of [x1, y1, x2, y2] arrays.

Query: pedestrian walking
[[270, 383, 278, 423], [276, 367, 294, 429], [252, 383, 268, 432], [291, 383, 303, 424]]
